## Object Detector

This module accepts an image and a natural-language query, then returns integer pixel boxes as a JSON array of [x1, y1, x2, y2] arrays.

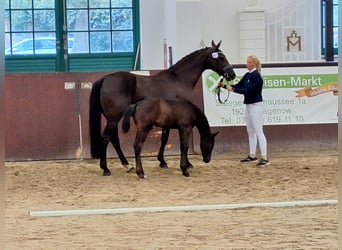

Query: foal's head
[[200, 131, 219, 163], [206, 40, 236, 81]]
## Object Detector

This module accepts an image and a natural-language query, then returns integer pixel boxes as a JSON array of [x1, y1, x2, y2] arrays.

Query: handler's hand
[[217, 81, 224, 88], [227, 85, 233, 91]]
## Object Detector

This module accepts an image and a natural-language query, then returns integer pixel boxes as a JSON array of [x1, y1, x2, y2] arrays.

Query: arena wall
[[5, 63, 337, 161]]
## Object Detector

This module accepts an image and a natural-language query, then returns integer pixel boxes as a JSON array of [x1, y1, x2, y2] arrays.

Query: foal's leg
[[134, 130, 149, 179], [157, 128, 170, 168], [158, 128, 192, 169], [178, 129, 192, 177]]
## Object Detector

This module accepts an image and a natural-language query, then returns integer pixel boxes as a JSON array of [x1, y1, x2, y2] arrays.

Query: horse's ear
[[211, 40, 222, 50], [216, 40, 222, 49]]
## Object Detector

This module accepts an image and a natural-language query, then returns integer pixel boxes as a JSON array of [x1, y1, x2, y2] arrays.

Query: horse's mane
[[168, 47, 211, 72]]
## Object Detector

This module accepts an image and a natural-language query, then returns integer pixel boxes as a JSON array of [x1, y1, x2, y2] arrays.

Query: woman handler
[[219, 55, 269, 166]]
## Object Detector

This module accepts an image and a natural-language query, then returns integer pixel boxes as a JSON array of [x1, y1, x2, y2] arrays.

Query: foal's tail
[[122, 104, 136, 133], [89, 78, 104, 159]]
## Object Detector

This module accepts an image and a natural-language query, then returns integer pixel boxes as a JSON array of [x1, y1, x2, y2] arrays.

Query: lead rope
[[216, 76, 230, 104]]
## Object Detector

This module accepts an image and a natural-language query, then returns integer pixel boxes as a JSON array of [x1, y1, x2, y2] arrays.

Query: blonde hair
[[248, 55, 262, 73]]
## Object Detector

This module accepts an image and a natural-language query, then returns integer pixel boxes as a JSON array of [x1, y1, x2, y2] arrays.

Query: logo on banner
[[295, 83, 338, 97], [202, 69, 231, 104]]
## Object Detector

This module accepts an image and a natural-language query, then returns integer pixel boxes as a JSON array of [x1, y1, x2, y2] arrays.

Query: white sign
[[202, 67, 338, 126]]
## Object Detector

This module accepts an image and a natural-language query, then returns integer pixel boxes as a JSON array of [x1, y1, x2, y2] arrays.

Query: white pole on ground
[[29, 199, 337, 217]]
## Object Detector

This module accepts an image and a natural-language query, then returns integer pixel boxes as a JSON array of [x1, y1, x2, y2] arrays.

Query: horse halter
[[211, 51, 235, 81], [210, 51, 233, 104], [222, 65, 235, 81]]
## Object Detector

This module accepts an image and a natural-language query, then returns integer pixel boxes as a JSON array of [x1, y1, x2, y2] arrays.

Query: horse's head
[[206, 40, 236, 81], [200, 131, 219, 163]]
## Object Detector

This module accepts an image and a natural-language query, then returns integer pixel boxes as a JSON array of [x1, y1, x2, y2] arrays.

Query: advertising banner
[[202, 67, 338, 126]]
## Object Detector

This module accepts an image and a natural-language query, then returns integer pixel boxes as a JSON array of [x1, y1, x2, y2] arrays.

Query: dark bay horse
[[122, 98, 218, 178], [89, 40, 235, 176]]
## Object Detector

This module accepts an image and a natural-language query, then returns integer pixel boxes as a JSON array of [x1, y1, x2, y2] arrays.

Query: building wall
[[139, 0, 321, 69]]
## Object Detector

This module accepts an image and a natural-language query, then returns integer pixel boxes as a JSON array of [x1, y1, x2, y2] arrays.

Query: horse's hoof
[[159, 164, 168, 169], [126, 165, 135, 173], [102, 171, 111, 176], [138, 174, 146, 179], [182, 172, 190, 177]]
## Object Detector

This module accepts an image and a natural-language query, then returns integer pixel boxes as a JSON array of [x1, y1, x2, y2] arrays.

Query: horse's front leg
[[179, 129, 191, 177], [180, 146, 190, 177], [157, 128, 170, 168]]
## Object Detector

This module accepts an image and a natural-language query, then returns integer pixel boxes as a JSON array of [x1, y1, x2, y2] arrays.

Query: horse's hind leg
[[99, 120, 129, 175], [186, 159, 193, 169], [108, 122, 134, 172], [157, 128, 169, 168], [99, 133, 111, 176], [134, 130, 149, 179]]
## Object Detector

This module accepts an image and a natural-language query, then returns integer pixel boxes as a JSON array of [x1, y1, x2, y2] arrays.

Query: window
[[321, 0, 338, 55], [66, 0, 134, 53], [5, 0, 56, 56], [5, 0, 140, 72], [5, 37, 73, 55]]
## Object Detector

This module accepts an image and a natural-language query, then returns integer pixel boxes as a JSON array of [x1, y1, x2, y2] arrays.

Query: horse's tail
[[122, 104, 136, 133], [89, 78, 104, 159]]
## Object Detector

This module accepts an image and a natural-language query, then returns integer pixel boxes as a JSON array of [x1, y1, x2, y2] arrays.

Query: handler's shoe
[[240, 156, 258, 163], [256, 159, 270, 167]]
